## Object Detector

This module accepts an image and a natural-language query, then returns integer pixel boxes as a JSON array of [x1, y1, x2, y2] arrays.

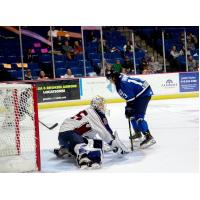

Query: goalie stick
[[25, 110, 58, 130]]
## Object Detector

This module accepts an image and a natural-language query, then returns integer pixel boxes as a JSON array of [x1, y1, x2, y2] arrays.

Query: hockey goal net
[[0, 83, 40, 172]]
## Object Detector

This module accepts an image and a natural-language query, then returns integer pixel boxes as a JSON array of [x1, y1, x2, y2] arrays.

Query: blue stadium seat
[[54, 54, 66, 62], [135, 50, 145, 58], [66, 61, 78, 68], [7, 70, 18, 80], [7, 55, 18, 63], [31, 54, 39, 62], [32, 69, 41, 77], [88, 53, 101, 59], [0, 55, 6, 63], [91, 59, 101, 67], [104, 53, 112, 59], [78, 60, 91, 67], [28, 63, 40, 70], [55, 68, 66, 78], [39, 54, 51, 62], [106, 59, 115, 64], [86, 47, 97, 54], [55, 60, 65, 68], [111, 52, 122, 59], [86, 66, 95, 75], [177, 56, 186, 65], [17, 70, 23, 80], [71, 67, 83, 77], [74, 53, 83, 61]]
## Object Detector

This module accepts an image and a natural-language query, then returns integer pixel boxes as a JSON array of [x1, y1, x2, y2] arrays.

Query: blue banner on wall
[[179, 72, 199, 92]]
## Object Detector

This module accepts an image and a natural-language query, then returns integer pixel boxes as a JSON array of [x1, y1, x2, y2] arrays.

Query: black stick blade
[[49, 123, 58, 130]]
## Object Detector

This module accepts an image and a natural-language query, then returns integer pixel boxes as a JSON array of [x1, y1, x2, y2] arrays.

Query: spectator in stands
[[180, 45, 191, 56], [61, 68, 75, 78], [142, 65, 154, 74], [47, 26, 57, 40], [25, 69, 33, 80], [62, 40, 74, 60], [179, 32, 185, 45], [187, 55, 197, 71], [122, 56, 134, 74], [110, 46, 120, 53], [73, 40, 82, 55], [194, 62, 199, 71], [86, 31, 98, 43], [99, 59, 112, 76], [98, 39, 109, 53], [54, 36, 64, 51], [169, 45, 183, 72], [123, 40, 133, 54], [38, 70, 48, 80], [148, 56, 163, 73], [25, 48, 35, 63], [112, 59, 122, 73], [187, 32, 198, 49]]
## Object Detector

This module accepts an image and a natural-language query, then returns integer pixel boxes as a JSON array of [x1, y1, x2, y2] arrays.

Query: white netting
[[0, 84, 40, 172]]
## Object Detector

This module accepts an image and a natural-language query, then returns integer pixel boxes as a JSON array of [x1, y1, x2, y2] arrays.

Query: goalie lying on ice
[[54, 95, 129, 169]]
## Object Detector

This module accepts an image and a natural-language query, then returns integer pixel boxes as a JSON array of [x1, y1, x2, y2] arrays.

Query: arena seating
[[0, 27, 198, 80]]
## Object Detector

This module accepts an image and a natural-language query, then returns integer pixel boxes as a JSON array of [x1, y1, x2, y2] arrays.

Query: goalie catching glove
[[111, 131, 130, 155]]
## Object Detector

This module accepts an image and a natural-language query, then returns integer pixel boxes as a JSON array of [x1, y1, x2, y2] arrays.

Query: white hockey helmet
[[90, 95, 106, 113]]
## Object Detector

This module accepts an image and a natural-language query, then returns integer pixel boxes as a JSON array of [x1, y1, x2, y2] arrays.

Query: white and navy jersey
[[59, 107, 114, 144], [116, 74, 153, 102]]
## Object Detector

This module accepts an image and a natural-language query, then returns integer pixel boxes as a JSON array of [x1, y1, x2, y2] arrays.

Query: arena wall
[[38, 72, 199, 109]]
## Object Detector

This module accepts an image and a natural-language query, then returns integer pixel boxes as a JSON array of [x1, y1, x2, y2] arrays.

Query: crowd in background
[[0, 26, 199, 81]]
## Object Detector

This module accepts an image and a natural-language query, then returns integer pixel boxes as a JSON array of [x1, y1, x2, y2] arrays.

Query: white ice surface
[[39, 97, 199, 172]]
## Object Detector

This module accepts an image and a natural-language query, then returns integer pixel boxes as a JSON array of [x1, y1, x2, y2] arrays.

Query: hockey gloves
[[111, 131, 130, 155], [125, 105, 135, 118]]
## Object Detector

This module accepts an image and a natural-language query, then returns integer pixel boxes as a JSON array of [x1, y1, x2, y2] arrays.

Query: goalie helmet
[[90, 95, 106, 114]]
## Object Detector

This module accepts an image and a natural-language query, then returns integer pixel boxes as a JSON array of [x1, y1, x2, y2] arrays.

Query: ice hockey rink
[[39, 97, 199, 172]]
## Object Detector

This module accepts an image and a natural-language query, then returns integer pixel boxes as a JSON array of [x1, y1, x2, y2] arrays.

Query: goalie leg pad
[[83, 137, 103, 149], [74, 143, 103, 169]]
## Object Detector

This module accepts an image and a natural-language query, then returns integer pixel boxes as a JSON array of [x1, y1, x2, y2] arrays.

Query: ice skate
[[129, 131, 142, 141], [140, 132, 156, 149], [54, 146, 72, 158]]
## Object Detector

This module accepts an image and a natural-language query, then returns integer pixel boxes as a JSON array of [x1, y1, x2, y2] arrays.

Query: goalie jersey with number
[[115, 74, 153, 102], [59, 107, 114, 144]]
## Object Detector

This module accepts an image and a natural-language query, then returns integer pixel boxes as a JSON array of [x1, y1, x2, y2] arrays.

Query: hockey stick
[[128, 118, 134, 151], [25, 110, 58, 130]]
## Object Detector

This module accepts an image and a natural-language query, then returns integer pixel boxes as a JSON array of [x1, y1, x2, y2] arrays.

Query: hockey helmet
[[90, 95, 106, 113], [105, 69, 120, 81]]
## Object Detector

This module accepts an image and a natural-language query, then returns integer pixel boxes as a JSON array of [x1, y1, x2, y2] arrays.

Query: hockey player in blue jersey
[[106, 70, 156, 148]]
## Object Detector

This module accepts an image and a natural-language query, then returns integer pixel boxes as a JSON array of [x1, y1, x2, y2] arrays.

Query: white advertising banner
[[81, 73, 180, 100], [80, 77, 120, 100], [134, 73, 180, 95]]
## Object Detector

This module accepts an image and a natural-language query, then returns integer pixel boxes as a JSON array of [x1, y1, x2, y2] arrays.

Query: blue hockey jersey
[[115, 74, 153, 102]]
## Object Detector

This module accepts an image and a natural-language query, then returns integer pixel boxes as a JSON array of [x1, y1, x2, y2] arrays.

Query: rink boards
[[38, 72, 199, 109]]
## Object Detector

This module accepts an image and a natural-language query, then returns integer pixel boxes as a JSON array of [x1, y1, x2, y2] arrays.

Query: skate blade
[[131, 138, 143, 150], [140, 139, 156, 149]]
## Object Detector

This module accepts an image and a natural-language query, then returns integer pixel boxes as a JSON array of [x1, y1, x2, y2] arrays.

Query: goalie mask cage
[[0, 83, 40, 172]]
